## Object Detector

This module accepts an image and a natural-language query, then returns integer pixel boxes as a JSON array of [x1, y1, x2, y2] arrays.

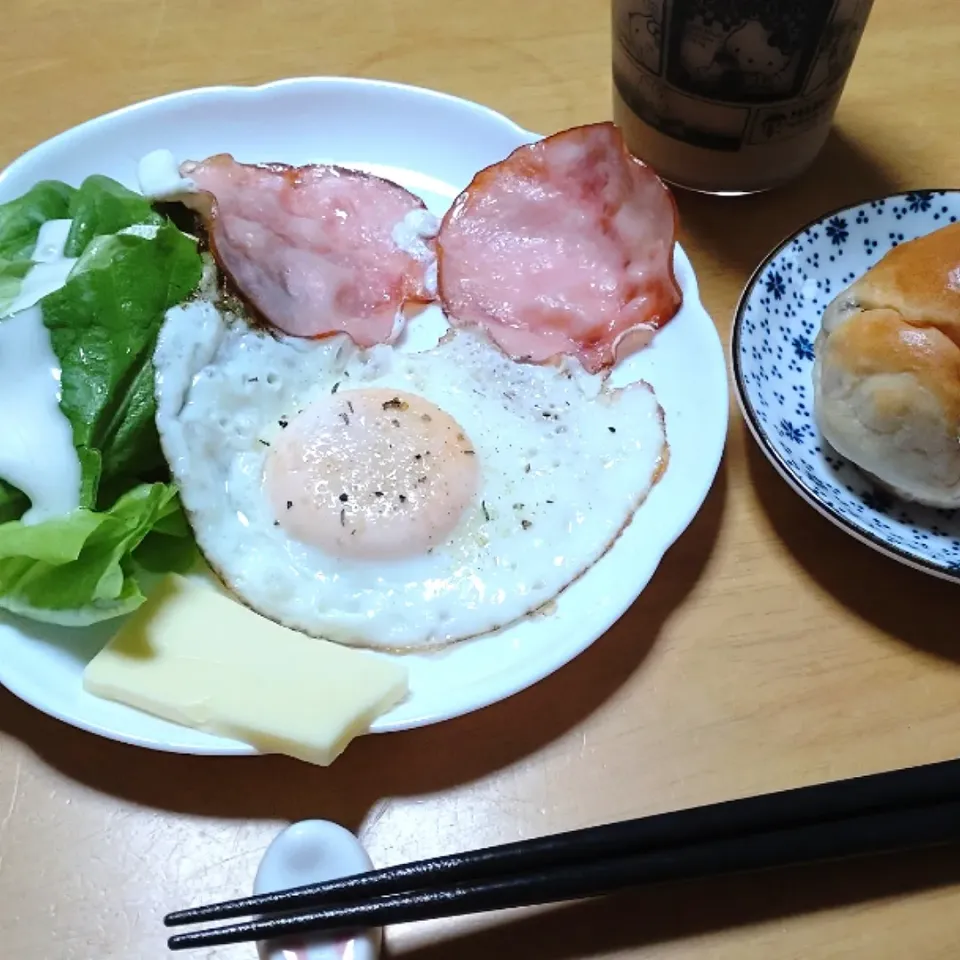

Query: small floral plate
[[732, 190, 960, 582]]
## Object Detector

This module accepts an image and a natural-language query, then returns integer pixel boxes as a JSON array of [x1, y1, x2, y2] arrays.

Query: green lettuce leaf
[[0, 180, 76, 314], [0, 483, 191, 625], [132, 505, 198, 575], [0, 258, 32, 315], [0, 480, 29, 525], [0, 178, 204, 625], [0, 180, 75, 261], [42, 221, 202, 505], [64, 175, 162, 258]]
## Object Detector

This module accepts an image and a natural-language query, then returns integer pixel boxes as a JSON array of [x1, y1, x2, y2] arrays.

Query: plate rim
[[0, 75, 536, 188], [0, 76, 728, 753], [730, 187, 960, 585]]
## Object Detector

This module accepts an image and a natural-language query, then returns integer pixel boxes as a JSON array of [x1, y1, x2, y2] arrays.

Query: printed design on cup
[[617, 0, 666, 74], [803, 0, 872, 96], [746, 87, 843, 146], [613, 0, 874, 153], [665, 0, 834, 104], [612, 63, 750, 152]]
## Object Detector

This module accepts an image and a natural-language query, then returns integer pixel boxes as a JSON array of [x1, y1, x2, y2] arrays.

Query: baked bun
[[813, 222, 960, 508]]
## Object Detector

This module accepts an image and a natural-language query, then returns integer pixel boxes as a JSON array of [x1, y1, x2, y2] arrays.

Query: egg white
[[154, 300, 667, 650]]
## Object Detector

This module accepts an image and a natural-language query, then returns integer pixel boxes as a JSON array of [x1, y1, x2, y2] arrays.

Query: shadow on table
[[0, 459, 728, 826], [744, 431, 960, 663], [383, 845, 960, 960], [673, 127, 905, 298]]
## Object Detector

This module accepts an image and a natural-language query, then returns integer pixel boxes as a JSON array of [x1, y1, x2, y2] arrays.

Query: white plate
[[0, 77, 727, 754]]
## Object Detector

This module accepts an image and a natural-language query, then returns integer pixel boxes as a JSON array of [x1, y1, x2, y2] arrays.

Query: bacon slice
[[436, 123, 681, 373], [181, 155, 437, 345]]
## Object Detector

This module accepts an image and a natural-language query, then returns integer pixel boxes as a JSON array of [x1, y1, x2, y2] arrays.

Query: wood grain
[[2, 0, 960, 957]]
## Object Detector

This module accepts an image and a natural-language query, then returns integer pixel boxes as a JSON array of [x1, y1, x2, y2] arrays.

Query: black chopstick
[[167, 796, 960, 950], [165, 755, 960, 928]]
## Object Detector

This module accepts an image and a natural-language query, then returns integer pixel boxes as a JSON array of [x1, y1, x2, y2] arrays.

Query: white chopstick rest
[[253, 820, 381, 960]]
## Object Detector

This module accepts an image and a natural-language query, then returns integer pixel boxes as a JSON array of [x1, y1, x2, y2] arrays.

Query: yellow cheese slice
[[82, 574, 408, 766]]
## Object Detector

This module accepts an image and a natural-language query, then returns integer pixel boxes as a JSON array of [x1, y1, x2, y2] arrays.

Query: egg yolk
[[265, 388, 480, 560]]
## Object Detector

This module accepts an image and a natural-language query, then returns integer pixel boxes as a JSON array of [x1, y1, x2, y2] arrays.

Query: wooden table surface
[[2, 0, 960, 957]]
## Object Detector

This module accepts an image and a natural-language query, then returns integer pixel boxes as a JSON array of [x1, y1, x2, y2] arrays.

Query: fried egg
[[153, 301, 667, 649]]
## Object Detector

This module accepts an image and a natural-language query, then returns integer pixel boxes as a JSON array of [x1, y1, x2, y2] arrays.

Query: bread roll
[[813, 222, 960, 508]]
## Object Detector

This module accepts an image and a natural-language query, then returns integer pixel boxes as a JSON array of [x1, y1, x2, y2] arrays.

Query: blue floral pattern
[[824, 216, 848, 246], [791, 335, 814, 361], [765, 271, 786, 300], [734, 190, 960, 579]]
